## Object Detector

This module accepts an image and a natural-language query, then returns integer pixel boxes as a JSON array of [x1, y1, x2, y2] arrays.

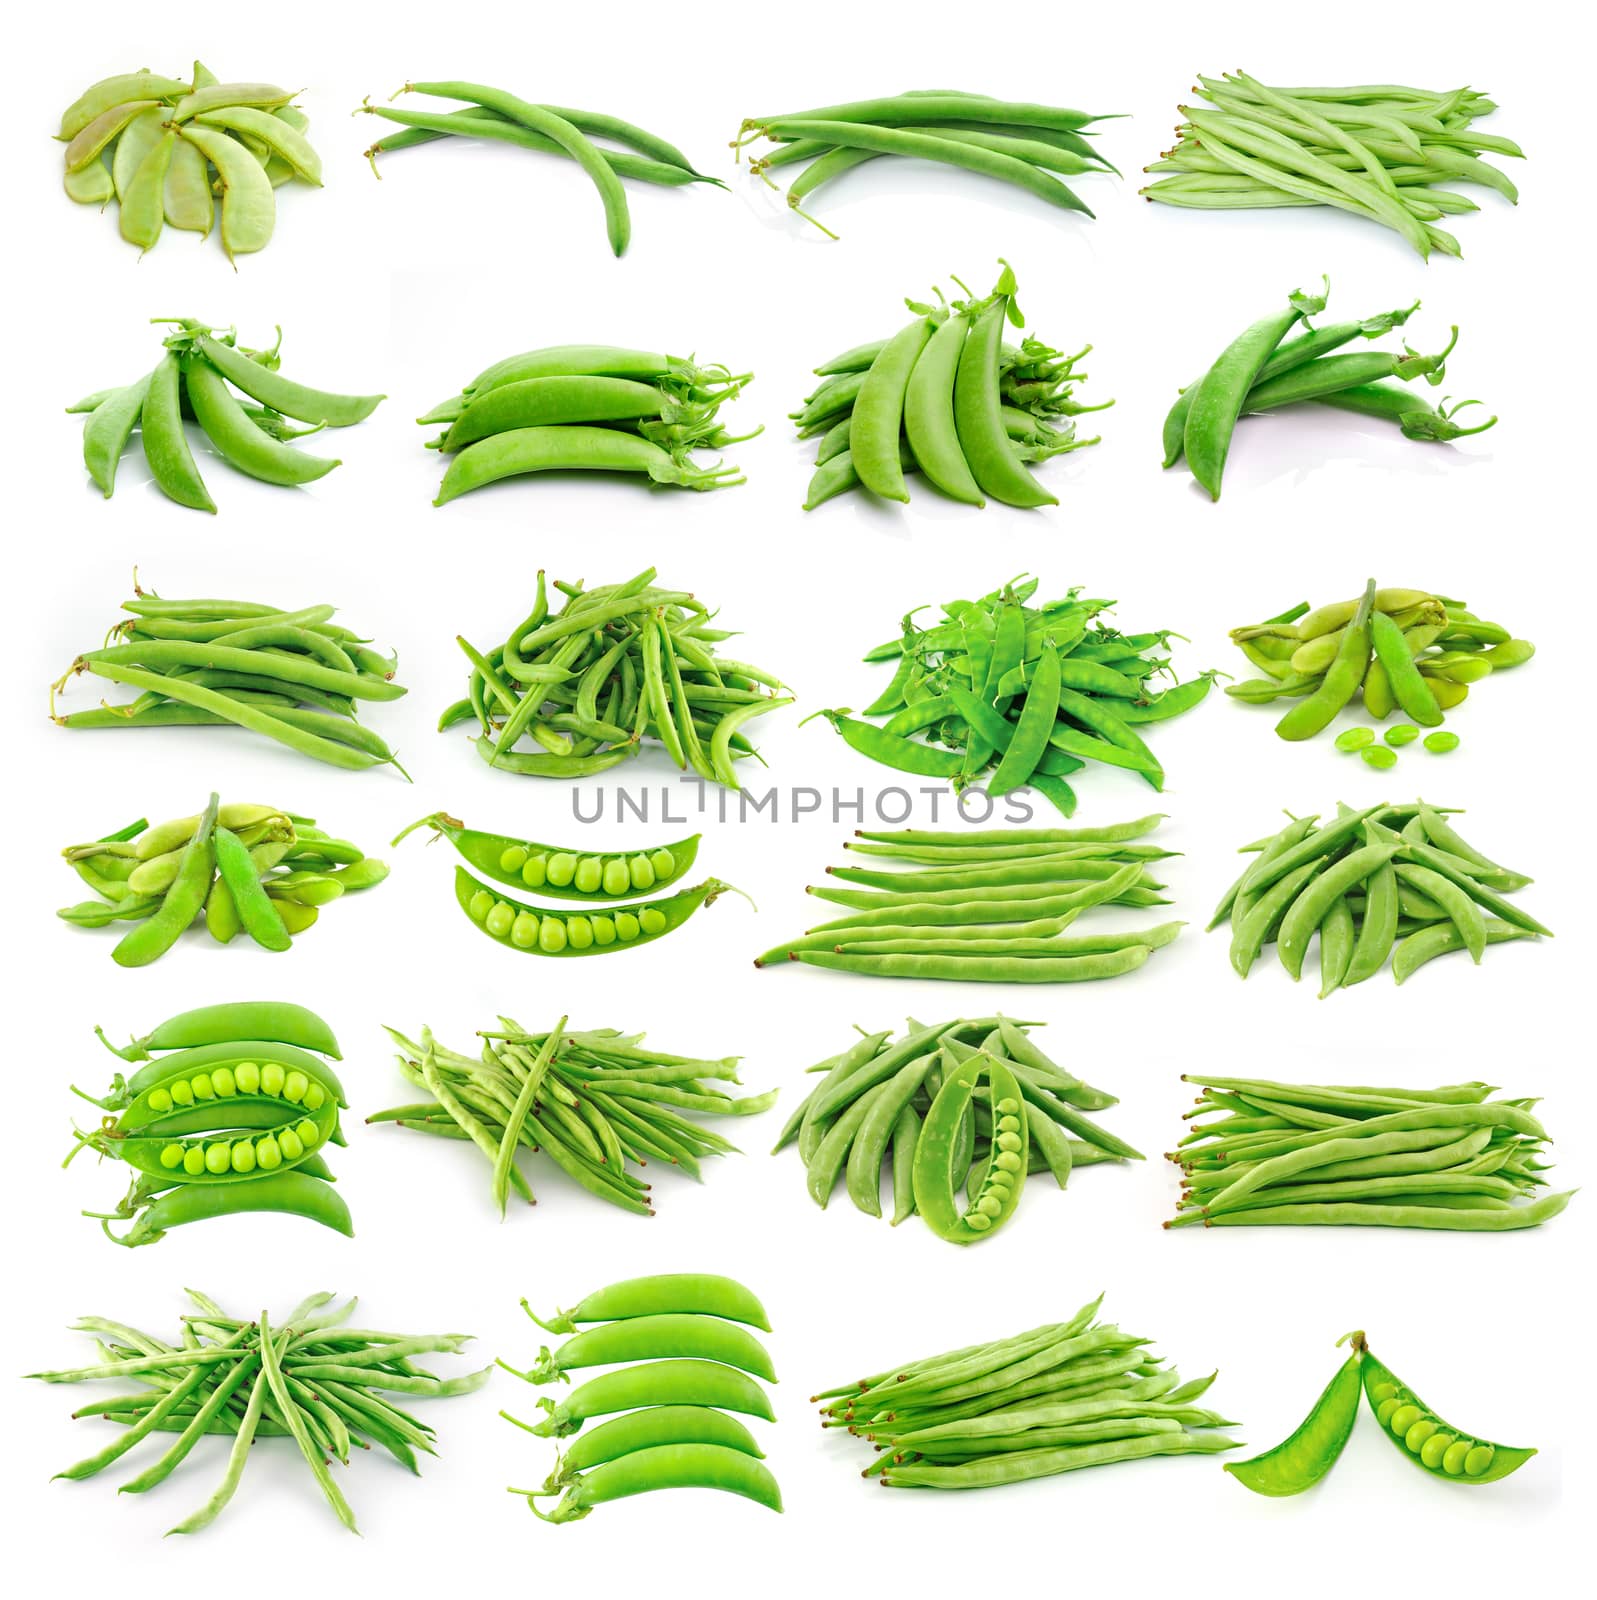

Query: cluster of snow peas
[[444, 565, 791, 784], [57, 65, 322, 259], [501, 1274, 781, 1522], [1211, 801, 1551, 994], [1165, 282, 1496, 501], [756, 817, 1181, 983], [59, 802, 387, 964], [416, 343, 754, 502], [70, 319, 383, 511], [819, 574, 1211, 811], [773, 1017, 1140, 1243], [66, 1002, 352, 1247], [1229, 1330, 1535, 1496], [371, 1020, 775, 1216], [793, 262, 1108, 510], [1143, 76, 1522, 259], [818, 1294, 1240, 1490], [1168, 1073, 1571, 1232], [29, 1289, 488, 1535], [53, 582, 407, 773], [731, 92, 1120, 238], [1229, 582, 1534, 752], [359, 83, 718, 253]]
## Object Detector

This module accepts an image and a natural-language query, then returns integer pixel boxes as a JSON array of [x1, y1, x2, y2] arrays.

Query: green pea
[[1405, 1418, 1439, 1453], [1385, 724, 1420, 747], [302, 1083, 326, 1111], [521, 853, 548, 888], [601, 858, 631, 895], [1441, 1439, 1471, 1476], [546, 852, 577, 887], [169, 1079, 194, 1107], [511, 910, 540, 949], [183, 1146, 207, 1176], [295, 1119, 318, 1147], [996, 1098, 1020, 1116], [211, 1067, 237, 1097], [1370, 1382, 1398, 1404], [278, 1127, 304, 1161], [159, 1144, 184, 1169], [995, 1150, 1022, 1173], [615, 912, 641, 942], [282, 1070, 308, 1104], [649, 848, 676, 880], [486, 901, 514, 938], [1361, 745, 1398, 770], [591, 916, 617, 946], [234, 1062, 261, 1095], [469, 888, 495, 922], [976, 1193, 1003, 1218], [261, 1062, 285, 1097], [1334, 726, 1374, 752], [1464, 1445, 1494, 1476], [1424, 731, 1461, 754], [573, 857, 603, 893], [567, 916, 594, 950], [190, 1074, 215, 1102], [996, 1131, 1022, 1153], [256, 1135, 282, 1170], [639, 907, 666, 936], [148, 1087, 173, 1114], [1389, 1403, 1422, 1436], [231, 1142, 257, 1174], [997, 1114, 1021, 1134], [1421, 1432, 1456, 1469], [204, 1142, 232, 1175], [1376, 1396, 1402, 1428], [964, 1211, 992, 1231], [499, 844, 530, 873], [628, 854, 655, 890], [538, 917, 568, 953]]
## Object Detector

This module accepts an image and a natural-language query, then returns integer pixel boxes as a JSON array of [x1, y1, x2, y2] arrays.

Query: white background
[[5, 2, 1590, 1593]]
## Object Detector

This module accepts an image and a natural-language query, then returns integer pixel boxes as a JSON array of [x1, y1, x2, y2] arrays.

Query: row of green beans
[[1169, 1073, 1572, 1234], [370, 1019, 775, 1216], [70, 319, 383, 510], [66, 1002, 352, 1247], [59, 802, 387, 964], [817, 1294, 1240, 1489], [443, 564, 791, 784], [756, 816, 1182, 982], [1143, 76, 1522, 258], [58, 66, 322, 259], [1210, 801, 1551, 993], [773, 1016, 1140, 1243], [29, 1289, 488, 1535], [817, 573, 1211, 810], [501, 1273, 781, 1522], [794, 261, 1108, 510]]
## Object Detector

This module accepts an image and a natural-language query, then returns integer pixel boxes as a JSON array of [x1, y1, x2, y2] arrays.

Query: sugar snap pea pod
[[1226, 1343, 1362, 1496], [1392, 917, 1538, 983], [435, 426, 740, 502], [1342, 861, 1399, 988], [846, 1051, 939, 1216], [183, 355, 339, 483], [1352, 1332, 1535, 1484], [1394, 863, 1487, 961], [1316, 895, 1356, 998], [955, 281, 1057, 509], [520, 1358, 775, 1437], [521, 1315, 776, 1386], [988, 643, 1062, 796], [854, 316, 936, 502], [104, 1169, 353, 1247], [528, 1276, 769, 1335], [99, 1001, 341, 1065], [904, 310, 984, 505], [522, 1443, 781, 1522], [1276, 579, 1376, 740], [542, 1406, 762, 1492], [173, 124, 275, 260], [1279, 841, 1399, 981], [184, 332, 382, 426], [891, 1104, 921, 1225], [82, 373, 155, 496], [140, 351, 214, 512]]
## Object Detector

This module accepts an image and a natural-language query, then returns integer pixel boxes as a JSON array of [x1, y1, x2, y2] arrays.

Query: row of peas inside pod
[[500, 1274, 782, 1522], [67, 1002, 351, 1247]]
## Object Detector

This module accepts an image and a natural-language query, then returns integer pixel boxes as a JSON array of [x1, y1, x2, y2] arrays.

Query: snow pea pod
[[188, 332, 383, 426]]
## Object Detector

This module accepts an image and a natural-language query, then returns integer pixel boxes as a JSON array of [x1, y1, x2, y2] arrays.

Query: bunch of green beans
[[70, 319, 383, 512], [773, 1017, 1141, 1239], [52, 583, 408, 774], [1164, 282, 1497, 500], [731, 91, 1120, 238], [817, 1294, 1241, 1490], [1168, 1074, 1572, 1232], [1211, 800, 1551, 993], [443, 564, 791, 785], [502, 1273, 782, 1521], [818, 574, 1211, 811], [794, 261, 1109, 510], [29, 1289, 489, 1535], [1142, 75, 1522, 259], [57, 65, 323, 259], [1228, 585, 1534, 746], [359, 82, 720, 254], [59, 803, 388, 963], [66, 1001, 352, 1247], [755, 816, 1182, 982], [416, 343, 755, 502], [371, 1019, 777, 1218]]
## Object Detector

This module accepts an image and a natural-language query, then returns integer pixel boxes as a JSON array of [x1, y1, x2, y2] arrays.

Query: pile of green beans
[[70, 319, 383, 512], [794, 261, 1109, 510], [53, 583, 408, 774], [819, 574, 1211, 811], [60, 803, 388, 963], [371, 1019, 776, 1217], [1228, 584, 1534, 746], [360, 83, 719, 254], [443, 564, 791, 784], [57, 65, 322, 259], [773, 1017, 1141, 1241], [731, 92, 1120, 238], [1211, 801, 1550, 993], [756, 817, 1182, 983], [501, 1273, 782, 1521], [416, 344, 754, 502], [66, 1002, 352, 1247], [1169, 1074, 1572, 1232], [818, 1294, 1240, 1490], [1142, 75, 1522, 259], [1164, 282, 1496, 500], [29, 1289, 489, 1535]]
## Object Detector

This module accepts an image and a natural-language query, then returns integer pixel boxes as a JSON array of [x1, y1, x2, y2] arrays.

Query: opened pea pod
[[393, 811, 700, 899]]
